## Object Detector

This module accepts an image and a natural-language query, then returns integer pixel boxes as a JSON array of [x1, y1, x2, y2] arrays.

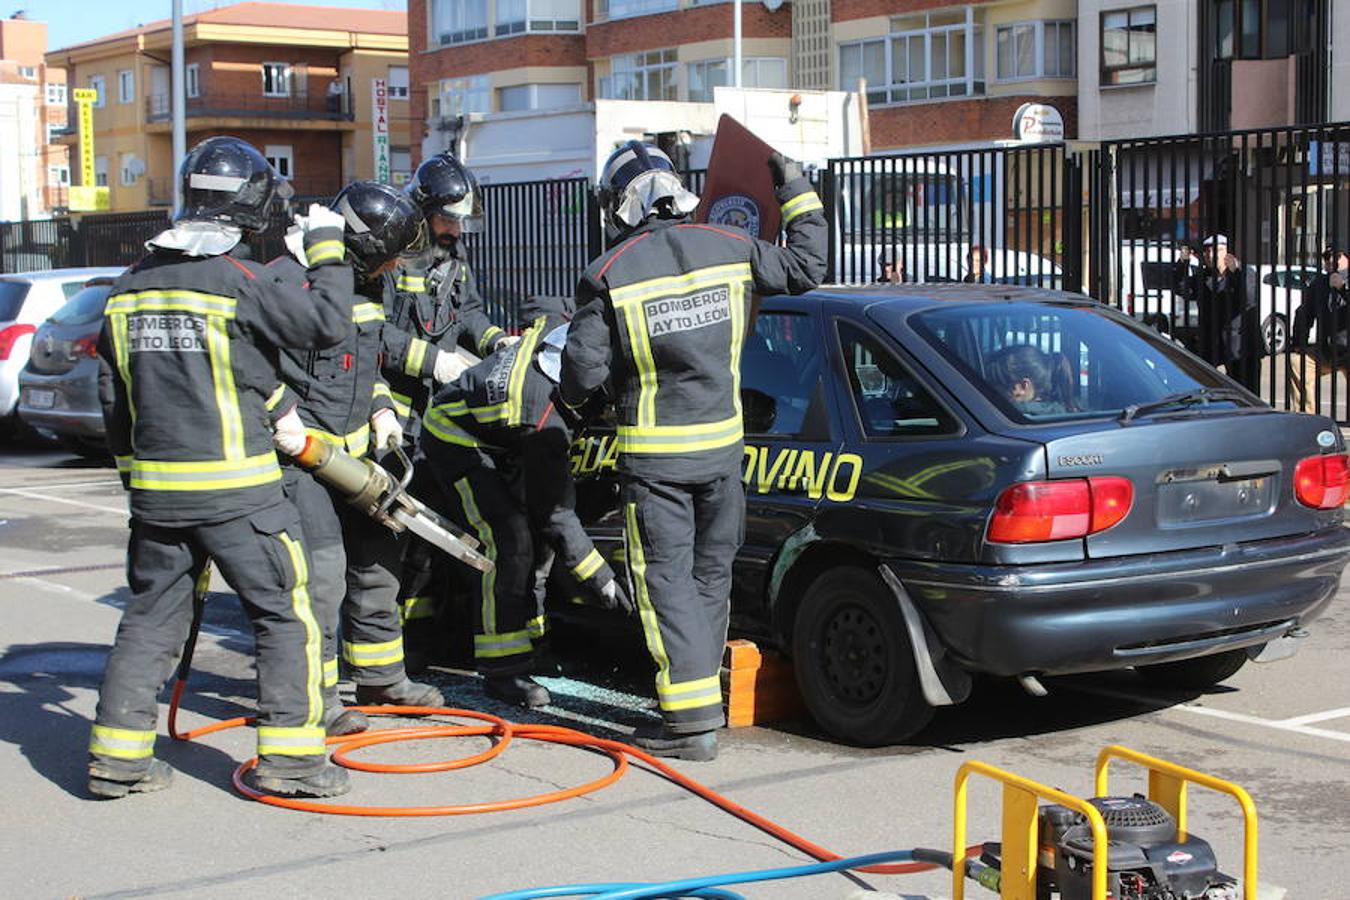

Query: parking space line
[[1279, 706, 1350, 727], [0, 487, 126, 515], [0, 478, 120, 491]]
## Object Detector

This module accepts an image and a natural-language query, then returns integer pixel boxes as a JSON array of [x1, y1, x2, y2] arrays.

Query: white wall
[[713, 87, 864, 166], [0, 84, 41, 221], [1333, 0, 1350, 122]]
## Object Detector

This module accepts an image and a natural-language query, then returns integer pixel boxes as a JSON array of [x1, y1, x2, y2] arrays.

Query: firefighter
[[91, 137, 353, 799], [559, 142, 826, 760], [416, 297, 633, 707], [384, 152, 516, 440], [266, 181, 445, 738]]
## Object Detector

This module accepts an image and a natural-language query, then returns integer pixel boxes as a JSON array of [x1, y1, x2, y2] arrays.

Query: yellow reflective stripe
[[620, 301, 659, 428], [373, 381, 392, 400], [255, 725, 327, 756], [656, 675, 723, 712], [129, 453, 281, 491], [345, 424, 370, 457], [729, 281, 745, 418], [455, 478, 498, 634], [105, 289, 238, 319], [609, 262, 752, 305], [278, 532, 323, 729], [114, 454, 132, 474], [390, 391, 413, 418], [401, 595, 437, 623], [306, 239, 345, 264], [507, 320, 544, 426], [322, 657, 339, 689], [625, 502, 672, 689], [89, 724, 155, 759], [205, 317, 244, 460], [397, 275, 426, 293], [108, 312, 135, 423], [616, 414, 743, 454], [343, 636, 404, 668], [473, 628, 534, 658], [526, 614, 547, 639], [780, 190, 824, 224], [571, 548, 605, 582], [265, 383, 288, 412], [351, 302, 384, 324], [478, 325, 504, 355], [423, 409, 479, 447], [405, 337, 429, 376]]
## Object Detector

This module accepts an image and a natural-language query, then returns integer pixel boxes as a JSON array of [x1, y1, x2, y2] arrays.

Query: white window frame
[[48, 165, 71, 186], [117, 69, 135, 104], [262, 62, 292, 97], [597, 0, 677, 22], [18, 65, 36, 79], [119, 155, 137, 187], [263, 144, 294, 179], [838, 9, 984, 106], [45, 83, 67, 105], [437, 75, 491, 117], [186, 63, 201, 99], [496, 0, 581, 35], [600, 49, 677, 101], [45, 122, 60, 145], [89, 75, 106, 108], [996, 20, 1075, 82], [687, 56, 788, 101], [94, 155, 109, 187], [387, 66, 410, 100], [1101, 4, 1157, 87], [431, 0, 489, 46]]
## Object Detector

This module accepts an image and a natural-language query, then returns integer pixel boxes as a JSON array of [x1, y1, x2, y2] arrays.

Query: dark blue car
[[568, 284, 1349, 745]]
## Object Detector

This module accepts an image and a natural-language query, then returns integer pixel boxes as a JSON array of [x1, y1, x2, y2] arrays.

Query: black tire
[[1262, 314, 1288, 356], [791, 565, 934, 746], [1135, 648, 1248, 690]]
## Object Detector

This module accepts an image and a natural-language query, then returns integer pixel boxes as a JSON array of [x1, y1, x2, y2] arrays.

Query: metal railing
[[145, 91, 355, 123]]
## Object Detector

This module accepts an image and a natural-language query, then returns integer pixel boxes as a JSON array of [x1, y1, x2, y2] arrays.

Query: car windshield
[[0, 280, 31, 321], [49, 285, 112, 325], [908, 302, 1244, 424]]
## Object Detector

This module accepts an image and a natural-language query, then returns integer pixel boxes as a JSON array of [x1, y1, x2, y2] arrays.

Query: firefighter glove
[[599, 578, 635, 616], [433, 349, 469, 385], [272, 406, 307, 457], [298, 202, 347, 236], [370, 408, 402, 451], [495, 334, 521, 350], [767, 151, 803, 188]]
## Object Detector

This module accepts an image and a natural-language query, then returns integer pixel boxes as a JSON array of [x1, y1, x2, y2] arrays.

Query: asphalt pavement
[[1, 445, 1347, 899]]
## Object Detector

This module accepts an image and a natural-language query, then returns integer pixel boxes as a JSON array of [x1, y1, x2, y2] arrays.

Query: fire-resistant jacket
[[384, 242, 506, 427], [99, 227, 353, 527], [421, 314, 616, 597], [263, 255, 394, 459], [559, 175, 827, 481]]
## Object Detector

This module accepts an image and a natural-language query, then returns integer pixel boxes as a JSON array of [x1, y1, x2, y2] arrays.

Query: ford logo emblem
[[1317, 430, 1337, 448]]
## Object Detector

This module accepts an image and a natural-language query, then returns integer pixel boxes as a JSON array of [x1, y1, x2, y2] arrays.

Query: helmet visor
[[436, 189, 484, 233]]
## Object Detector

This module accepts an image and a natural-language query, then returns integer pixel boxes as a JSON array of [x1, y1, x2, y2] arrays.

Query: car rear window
[[0, 280, 31, 321], [49, 285, 112, 325], [909, 302, 1235, 424]]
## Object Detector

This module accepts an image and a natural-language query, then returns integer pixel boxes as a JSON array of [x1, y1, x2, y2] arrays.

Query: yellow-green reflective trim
[[609, 262, 752, 305], [105, 289, 238, 319], [109, 312, 135, 423], [473, 628, 533, 658], [390, 391, 413, 418], [256, 725, 327, 756], [455, 478, 498, 634], [343, 636, 404, 668], [128, 453, 281, 491], [405, 337, 429, 376], [114, 454, 132, 473], [306, 239, 345, 264], [322, 657, 339, 689], [506, 319, 545, 426], [615, 414, 743, 455], [278, 532, 323, 729], [265, 384, 288, 412], [479, 325, 504, 355], [625, 502, 672, 689], [89, 724, 155, 759], [305, 424, 371, 457], [571, 548, 605, 581], [526, 614, 546, 639], [397, 275, 426, 293], [205, 316, 245, 461], [656, 674, 723, 712], [373, 382, 392, 399], [620, 300, 659, 428], [401, 595, 436, 623], [423, 410, 479, 448], [351, 302, 384, 323], [780, 191, 824, 225]]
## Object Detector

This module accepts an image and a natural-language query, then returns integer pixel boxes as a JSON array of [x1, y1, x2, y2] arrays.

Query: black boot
[[88, 758, 174, 799], [355, 678, 445, 708], [248, 764, 350, 798], [484, 674, 550, 708], [325, 707, 369, 737], [631, 723, 718, 762]]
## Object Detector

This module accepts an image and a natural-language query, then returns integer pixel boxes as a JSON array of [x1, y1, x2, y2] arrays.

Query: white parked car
[[0, 267, 124, 435], [1256, 264, 1322, 354]]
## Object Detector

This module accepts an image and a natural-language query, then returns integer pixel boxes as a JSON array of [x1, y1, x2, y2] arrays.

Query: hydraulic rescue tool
[[292, 436, 493, 573]]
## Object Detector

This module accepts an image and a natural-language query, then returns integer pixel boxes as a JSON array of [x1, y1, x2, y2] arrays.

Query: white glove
[[299, 202, 347, 235], [370, 408, 402, 452], [272, 406, 307, 457], [495, 334, 521, 349], [283, 224, 307, 265], [433, 349, 469, 385]]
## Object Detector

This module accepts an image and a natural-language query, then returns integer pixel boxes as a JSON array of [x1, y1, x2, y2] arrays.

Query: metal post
[[733, 0, 743, 88], [171, 0, 187, 212]]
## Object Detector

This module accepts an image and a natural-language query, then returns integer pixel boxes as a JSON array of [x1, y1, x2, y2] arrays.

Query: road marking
[[1279, 706, 1350, 727], [0, 478, 120, 491], [0, 487, 126, 515], [12, 576, 101, 603]]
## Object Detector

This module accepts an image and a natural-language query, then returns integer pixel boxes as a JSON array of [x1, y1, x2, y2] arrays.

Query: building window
[[117, 69, 135, 104], [687, 57, 788, 102], [496, 0, 581, 34], [996, 20, 1075, 81], [437, 75, 491, 118], [262, 62, 292, 97], [388, 66, 410, 100], [431, 0, 489, 45], [48, 165, 70, 186], [1101, 5, 1157, 86], [391, 147, 412, 185], [46, 122, 60, 144], [600, 49, 677, 101], [597, 0, 677, 21], [45, 83, 66, 105], [839, 10, 984, 105], [18, 65, 36, 79], [1214, 0, 1296, 61], [264, 145, 293, 178], [119, 154, 137, 186], [497, 82, 583, 112], [186, 63, 200, 99], [94, 155, 108, 187], [89, 75, 106, 108]]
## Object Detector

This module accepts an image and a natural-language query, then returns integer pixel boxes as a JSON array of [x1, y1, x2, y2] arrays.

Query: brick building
[[46, 2, 410, 213], [0, 13, 68, 220]]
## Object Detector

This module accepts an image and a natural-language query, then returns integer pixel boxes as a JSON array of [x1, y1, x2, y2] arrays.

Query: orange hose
[[169, 682, 957, 876]]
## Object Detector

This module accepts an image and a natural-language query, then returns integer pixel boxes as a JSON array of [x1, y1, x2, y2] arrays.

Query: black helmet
[[407, 152, 483, 232], [597, 140, 697, 237], [331, 181, 427, 276], [177, 136, 292, 233]]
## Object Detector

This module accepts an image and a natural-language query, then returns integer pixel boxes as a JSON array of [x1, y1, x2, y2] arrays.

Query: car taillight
[[988, 477, 1135, 544], [0, 323, 36, 360], [1294, 454, 1349, 509], [72, 336, 99, 358]]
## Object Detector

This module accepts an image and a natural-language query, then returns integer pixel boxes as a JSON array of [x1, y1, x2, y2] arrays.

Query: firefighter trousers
[[90, 501, 326, 780], [621, 472, 746, 734]]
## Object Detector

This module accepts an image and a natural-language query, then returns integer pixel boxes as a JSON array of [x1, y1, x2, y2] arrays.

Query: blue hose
[[479, 849, 917, 900]]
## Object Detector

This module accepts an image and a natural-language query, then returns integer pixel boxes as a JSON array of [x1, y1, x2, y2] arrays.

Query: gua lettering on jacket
[[483, 342, 518, 405], [127, 313, 207, 353], [645, 286, 731, 337]]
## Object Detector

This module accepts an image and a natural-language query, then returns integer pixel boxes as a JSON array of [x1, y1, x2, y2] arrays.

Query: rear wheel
[[1135, 648, 1248, 690], [792, 566, 934, 746], [1262, 314, 1288, 355]]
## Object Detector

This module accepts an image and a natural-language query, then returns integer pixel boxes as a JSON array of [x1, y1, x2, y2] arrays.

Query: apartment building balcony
[[144, 91, 356, 130]]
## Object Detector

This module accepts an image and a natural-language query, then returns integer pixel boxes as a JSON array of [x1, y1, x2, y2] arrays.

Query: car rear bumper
[[895, 526, 1350, 677], [16, 366, 104, 440]]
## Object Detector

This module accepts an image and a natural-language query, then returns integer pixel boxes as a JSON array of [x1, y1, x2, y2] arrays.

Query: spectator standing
[[1289, 247, 1350, 413], [963, 245, 990, 283]]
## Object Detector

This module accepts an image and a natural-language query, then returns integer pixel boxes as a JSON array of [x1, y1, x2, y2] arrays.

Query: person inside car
[[987, 345, 1074, 416]]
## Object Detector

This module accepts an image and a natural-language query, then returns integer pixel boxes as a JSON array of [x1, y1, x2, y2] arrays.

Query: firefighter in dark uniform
[[265, 181, 445, 738], [416, 298, 633, 707], [91, 137, 354, 799], [383, 152, 515, 439], [559, 142, 826, 760]]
